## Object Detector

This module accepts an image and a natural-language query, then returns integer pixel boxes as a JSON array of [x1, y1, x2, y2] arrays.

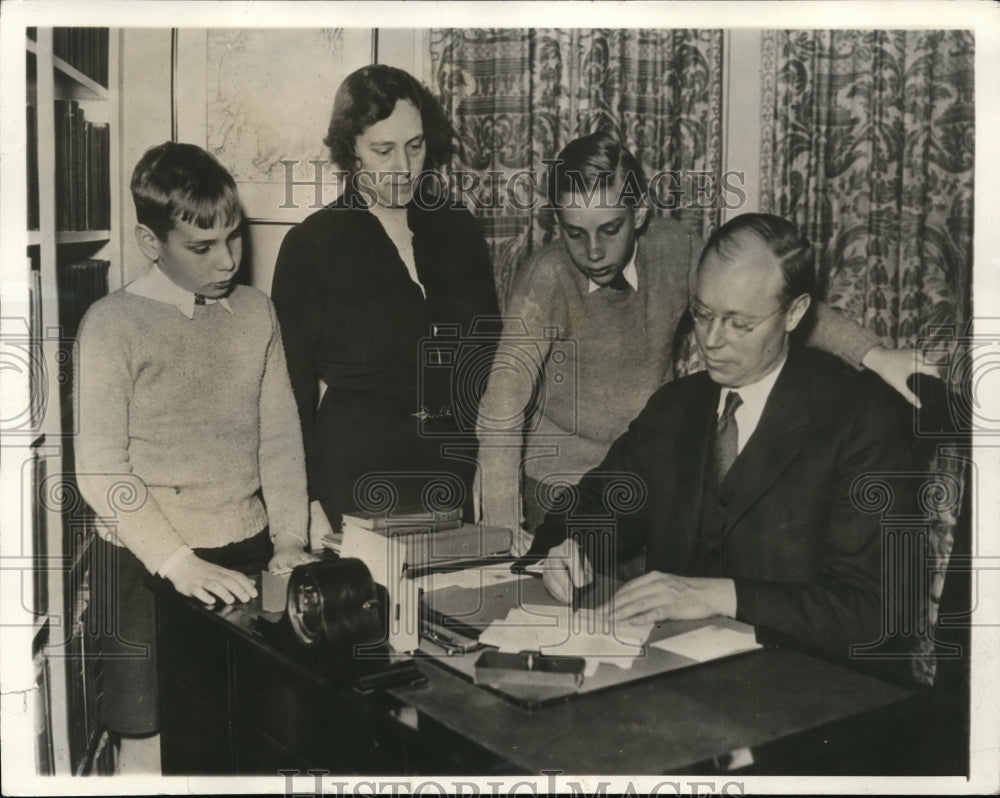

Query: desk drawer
[[160, 673, 233, 774], [233, 724, 310, 775], [230, 637, 410, 772], [157, 596, 230, 709]]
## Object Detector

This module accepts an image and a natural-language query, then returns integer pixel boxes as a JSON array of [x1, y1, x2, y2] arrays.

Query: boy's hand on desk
[[269, 533, 318, 573], [542, 539, 593, 603], [611, 572, 736, 625], [166, 552, 258, 606]]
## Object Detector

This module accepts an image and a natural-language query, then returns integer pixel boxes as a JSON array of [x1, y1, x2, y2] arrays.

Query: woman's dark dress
[[271, 194, 500, 526]]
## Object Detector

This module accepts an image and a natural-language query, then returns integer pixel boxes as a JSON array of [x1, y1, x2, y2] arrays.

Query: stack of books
[[332, 506, 511, 654], [27, 104, 39, 230], [328, 506, 511, 587], [54, 100, 110, 232]]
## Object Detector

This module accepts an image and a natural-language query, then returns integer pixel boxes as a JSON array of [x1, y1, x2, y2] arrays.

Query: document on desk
[[650, 623, 761, 662], [412, 566, 528, 593], [478, 603, 655, 676]]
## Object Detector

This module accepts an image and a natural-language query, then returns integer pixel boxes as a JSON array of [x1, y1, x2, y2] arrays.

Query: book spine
[[344, 507, 463, 531], [27, 104, 38, 230], [99, 29, 109, 88], [86, 123, 97, 230], [72, 109, 86, 230], [80, 122, 91, 230], [53, 28, 68, 64], [54, 100, 76, 231], [96, 124, 110, 229]]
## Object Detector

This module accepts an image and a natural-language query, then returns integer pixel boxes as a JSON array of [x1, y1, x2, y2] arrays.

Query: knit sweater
[[76, 283, 309, 574], [475, 217, 880, 533]]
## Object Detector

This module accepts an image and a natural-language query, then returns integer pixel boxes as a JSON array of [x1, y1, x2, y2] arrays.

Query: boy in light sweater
[[76, 142, 314, 771]]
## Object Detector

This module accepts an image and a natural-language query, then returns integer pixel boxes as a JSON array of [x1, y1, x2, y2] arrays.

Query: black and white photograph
[[1, 1, 998, 795]]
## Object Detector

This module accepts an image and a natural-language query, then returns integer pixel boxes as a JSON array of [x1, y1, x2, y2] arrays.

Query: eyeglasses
[[688, 302, 788, 337]]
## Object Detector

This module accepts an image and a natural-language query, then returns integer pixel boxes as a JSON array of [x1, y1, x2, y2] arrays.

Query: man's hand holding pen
[[540, 539, 594, 605]]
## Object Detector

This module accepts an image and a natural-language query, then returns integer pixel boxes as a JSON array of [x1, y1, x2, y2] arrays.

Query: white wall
[[119, 29, 173, 284]]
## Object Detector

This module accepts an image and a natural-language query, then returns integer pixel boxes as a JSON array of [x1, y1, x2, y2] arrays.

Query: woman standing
[[272, 65, 499, 531]]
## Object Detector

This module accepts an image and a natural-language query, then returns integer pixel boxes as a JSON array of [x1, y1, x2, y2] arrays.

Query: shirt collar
[[126, 264, 233, 319], [716, 353, 787, 418], [588, 246, 639, 294]]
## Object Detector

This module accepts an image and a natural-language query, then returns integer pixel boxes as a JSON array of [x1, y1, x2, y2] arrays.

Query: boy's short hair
[[700, 212, 816, 304], [546, 130, 648, 210], [131, 142, 242, 239]]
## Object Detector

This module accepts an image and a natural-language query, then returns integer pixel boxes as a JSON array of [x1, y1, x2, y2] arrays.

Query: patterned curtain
[[428, 29, 724, 306], [761, 30, 974, 687], [760, 30, 973, 345]]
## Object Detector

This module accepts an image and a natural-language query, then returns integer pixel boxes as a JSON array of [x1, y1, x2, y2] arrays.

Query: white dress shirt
[[716, 353, 788, 454], [126, 264, 233, 319]]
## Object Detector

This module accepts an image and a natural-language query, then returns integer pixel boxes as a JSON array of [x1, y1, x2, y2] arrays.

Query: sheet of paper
[[650, 624, 761, 663], [413, 567, 527, 593]]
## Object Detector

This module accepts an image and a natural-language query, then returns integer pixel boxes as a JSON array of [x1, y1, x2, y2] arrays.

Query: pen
[[420, 622, 484, 656]]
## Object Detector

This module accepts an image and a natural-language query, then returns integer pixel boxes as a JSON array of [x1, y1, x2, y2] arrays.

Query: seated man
[[476, 131, 931, 557], [529, 213, 914, 660]]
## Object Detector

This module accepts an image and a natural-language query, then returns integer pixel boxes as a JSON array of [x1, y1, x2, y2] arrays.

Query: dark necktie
[[605, 271, 631, 291], [194, 294, 207, 305], [715, 390, 743, 482]]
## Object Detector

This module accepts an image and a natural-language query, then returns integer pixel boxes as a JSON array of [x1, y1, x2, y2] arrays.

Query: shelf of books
[[25, 26, 121, 776]]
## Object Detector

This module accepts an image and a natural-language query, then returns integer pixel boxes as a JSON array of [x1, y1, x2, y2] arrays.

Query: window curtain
[[761, 30, 974, 687], [760, 29, 973, 345], [427, 29, 724, 306]]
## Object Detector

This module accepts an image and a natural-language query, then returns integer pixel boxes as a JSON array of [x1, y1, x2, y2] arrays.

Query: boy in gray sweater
[[76, 142, 314, 770]]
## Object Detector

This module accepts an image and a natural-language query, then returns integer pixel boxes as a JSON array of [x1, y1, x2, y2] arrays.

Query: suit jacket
[[531, 347, 914, 660]]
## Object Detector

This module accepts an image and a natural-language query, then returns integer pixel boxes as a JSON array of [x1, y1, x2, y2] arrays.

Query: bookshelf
[[26, 27, 121, 776]]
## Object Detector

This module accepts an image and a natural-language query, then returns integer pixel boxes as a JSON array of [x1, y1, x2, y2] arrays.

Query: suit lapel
[[719, 357, 812, 535]]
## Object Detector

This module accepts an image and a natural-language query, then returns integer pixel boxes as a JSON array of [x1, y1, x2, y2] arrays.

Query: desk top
[[393, 643, 907, 774], [167, 570, 913, 775]]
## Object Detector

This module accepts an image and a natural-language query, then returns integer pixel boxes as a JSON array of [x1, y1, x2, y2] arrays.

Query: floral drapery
[[761, 29, 975, 688], [428, 29, 724, 305], [760, 30, 974, 347]]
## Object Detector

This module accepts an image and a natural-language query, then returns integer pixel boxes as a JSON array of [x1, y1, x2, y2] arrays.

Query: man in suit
[[528, 212, 913, 660]]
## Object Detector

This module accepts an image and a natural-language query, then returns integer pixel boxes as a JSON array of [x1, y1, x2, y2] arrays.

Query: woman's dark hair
[[323, 65, 451, 177], [699, 212, 816, 304]]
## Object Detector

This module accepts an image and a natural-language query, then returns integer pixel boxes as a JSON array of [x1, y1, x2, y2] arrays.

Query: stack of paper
[[478, 603, 654, 676]]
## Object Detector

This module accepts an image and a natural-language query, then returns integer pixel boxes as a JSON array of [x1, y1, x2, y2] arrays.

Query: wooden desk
[[156, 579, 915, 776]]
